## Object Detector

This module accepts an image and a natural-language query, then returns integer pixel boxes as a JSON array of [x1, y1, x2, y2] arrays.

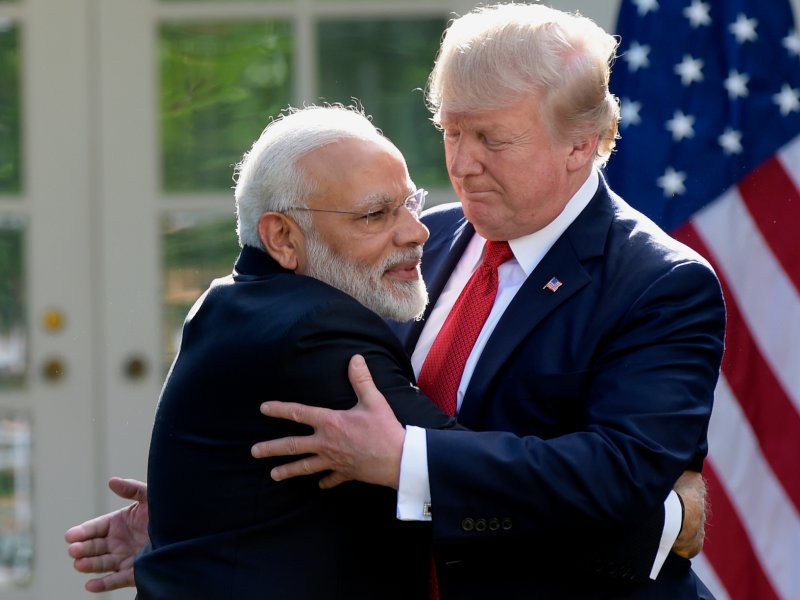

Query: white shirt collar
[[470, 169, 599, 276]]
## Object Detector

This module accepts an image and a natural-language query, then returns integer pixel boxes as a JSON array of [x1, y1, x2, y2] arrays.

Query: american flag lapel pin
[[543, 276, 563, 293]]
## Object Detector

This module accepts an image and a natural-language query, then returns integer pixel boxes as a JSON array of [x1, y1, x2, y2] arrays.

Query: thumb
[[348, 354, 380, 406], [108, 477, 148, 503]]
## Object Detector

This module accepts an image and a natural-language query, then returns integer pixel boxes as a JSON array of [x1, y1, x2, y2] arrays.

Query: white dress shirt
[[396, 170, 680, 579]]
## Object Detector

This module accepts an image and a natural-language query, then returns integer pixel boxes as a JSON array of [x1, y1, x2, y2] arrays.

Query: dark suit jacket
[[391, 177, 725, 599], [135, 246, 456, 599]]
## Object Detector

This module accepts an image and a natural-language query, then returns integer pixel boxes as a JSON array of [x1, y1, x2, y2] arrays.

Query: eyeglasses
[[284, 189, 427, 234]]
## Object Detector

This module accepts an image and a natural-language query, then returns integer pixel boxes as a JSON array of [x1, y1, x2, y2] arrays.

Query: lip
[[384, 259, 421, 281], [459, 186, 495, 200]]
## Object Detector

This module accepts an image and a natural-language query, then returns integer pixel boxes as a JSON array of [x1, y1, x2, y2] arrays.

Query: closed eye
[[480, 134, 506, 149], [365, 206, 392, 220], [442, 128, 460, 141]]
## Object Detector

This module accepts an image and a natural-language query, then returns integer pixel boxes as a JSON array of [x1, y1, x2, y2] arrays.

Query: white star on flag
[[675, 55, 704, 85], [773, 84, 800, 115], [684, 1, 712, 28], [656, 167, 687, 197], [729, 13, 758, 44], [632, 0, 659, 16], [666, 111, 695, 141], [623, 41, 650, 71], [783, 29, 800, 57], [718, 127, 744, 155], [724, 70, 750, 99], [620, 98, 643, 128]]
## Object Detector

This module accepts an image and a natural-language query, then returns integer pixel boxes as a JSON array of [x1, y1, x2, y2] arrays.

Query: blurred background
[[0, 0, 797, 598]]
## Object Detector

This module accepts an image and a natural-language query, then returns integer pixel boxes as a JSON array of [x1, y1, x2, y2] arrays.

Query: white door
[[0, 1, 102, 598]]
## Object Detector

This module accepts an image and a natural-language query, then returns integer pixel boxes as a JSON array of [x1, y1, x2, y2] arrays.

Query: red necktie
[[418, 240, 513, 599], [418, 240, 514, 416]]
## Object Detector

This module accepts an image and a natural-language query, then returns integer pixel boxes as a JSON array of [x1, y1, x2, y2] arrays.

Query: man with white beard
[[131, 104, 458, 599]]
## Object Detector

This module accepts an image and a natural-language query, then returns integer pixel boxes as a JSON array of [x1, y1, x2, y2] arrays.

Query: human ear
[[566, 134, 599, 172], [258, 213, 303, 271]]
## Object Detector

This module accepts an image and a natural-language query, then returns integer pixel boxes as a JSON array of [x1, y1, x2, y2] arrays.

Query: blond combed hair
[[426, 3, 620, 166]]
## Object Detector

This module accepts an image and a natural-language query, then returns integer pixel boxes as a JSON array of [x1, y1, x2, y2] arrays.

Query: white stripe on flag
[[693, 187, 800, 410], [778, 135, 800, 191], [707, 375, 800, 600]]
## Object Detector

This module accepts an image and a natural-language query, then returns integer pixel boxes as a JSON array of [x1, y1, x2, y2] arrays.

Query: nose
[[447, 135, 483, 179], [394, 206, 430, 247]]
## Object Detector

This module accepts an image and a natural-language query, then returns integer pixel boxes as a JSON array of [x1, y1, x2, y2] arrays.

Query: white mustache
[[381, 246, 423, 273]]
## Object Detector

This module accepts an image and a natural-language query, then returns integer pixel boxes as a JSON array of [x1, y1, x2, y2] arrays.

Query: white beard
[[304, 229, 428, 322]]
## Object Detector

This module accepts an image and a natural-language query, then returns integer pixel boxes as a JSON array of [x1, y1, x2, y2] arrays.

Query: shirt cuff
[[650, 490, 682, 579], [396, 425, 432, 521]]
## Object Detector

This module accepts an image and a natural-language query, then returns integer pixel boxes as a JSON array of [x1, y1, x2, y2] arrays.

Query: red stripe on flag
[[701, 463, 780, 600], [674, 224, 800, 513], [737, 157, 800, 293]]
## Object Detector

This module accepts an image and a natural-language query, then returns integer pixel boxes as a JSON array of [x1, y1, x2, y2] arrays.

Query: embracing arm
[[253, 258, 722, 577], [254, 355, 708, 559], [65, 477, 149, 592]]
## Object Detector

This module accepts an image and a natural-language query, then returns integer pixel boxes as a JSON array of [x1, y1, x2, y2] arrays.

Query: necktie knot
[[417, 239, 513, 418], [482, 240, 514, 270]]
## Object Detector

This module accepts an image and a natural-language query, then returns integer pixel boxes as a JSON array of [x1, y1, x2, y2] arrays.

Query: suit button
[[488, 518, 500, 531], [501, 518, 513, 530], [461, 518, 475, 532], [475, 518, 487, 532]]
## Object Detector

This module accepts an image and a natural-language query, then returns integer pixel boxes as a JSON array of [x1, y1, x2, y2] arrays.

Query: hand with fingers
[[671, 470, 707, 558], [65, 477, 149, 593], [252, 354, 406, 490]]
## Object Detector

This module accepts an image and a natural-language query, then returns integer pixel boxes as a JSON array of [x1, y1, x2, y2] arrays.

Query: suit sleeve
[[276, 295, 458, 431], [425, 258, 724, 576]]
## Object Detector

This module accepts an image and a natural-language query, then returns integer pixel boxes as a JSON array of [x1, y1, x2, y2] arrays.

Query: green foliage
[[0, 25, 22, 194], [317, 18, 449, 190], [0, 224, 24, 335], [0, 468, 13, 498], [162, 214, 238, 272], [158, 17, 449, 193], [160, 21, 294, 192]]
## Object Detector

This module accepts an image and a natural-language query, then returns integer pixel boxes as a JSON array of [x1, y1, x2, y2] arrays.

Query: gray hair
[[234, 105, 386, 250], [426, 3, 620, 166]]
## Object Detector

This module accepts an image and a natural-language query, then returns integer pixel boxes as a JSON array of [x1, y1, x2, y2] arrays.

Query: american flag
[[604, 1, 800, 599], [543, 276, 563, 292]]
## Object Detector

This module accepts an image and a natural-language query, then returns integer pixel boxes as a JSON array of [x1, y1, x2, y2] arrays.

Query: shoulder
[[189, 269, 398, 346], [421, 202, 472, 254], [421, 202, 465, 234], [592, 193, 725, 326], [605, 190, 716, 277]]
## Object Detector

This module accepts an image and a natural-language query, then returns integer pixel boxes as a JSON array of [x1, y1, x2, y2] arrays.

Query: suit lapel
[[458, 180, 615, 426]]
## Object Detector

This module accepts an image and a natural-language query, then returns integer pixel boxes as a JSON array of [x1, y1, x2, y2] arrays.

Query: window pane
[[160, 21, 293, 192], [0, 216, 25, 389], [162, 213, 239, 370], [0, 22, 22, 195], [0, 411, 32, 588], [317, 18, 448, 190]]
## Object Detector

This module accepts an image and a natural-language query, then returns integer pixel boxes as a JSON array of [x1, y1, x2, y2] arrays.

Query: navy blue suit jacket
[[391, 177, 725, 599], [135, 246, 456, 599]]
